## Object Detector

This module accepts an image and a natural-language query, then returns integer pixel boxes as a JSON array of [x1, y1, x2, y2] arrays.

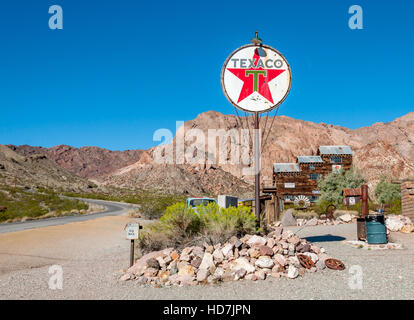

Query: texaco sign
[[221, 44, 291, 113]]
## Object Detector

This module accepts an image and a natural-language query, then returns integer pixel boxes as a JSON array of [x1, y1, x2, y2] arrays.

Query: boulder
[[231, 257, 256, 274], [296, 243, 311, 253], [247, 235, 267, 246], [146, 258, 160, 269], [178, 264, 195, 276], [281, 209, 296, 227], [339, 213, 353, 223], [316, 260, 326, 270], [274, 254, 287, 266], [255, 257, 275, 269], [401, 225, 414, 233], [158, 270, 170, 282], [212, 249, 224, 263], [259, 245, 274, 256], [191, 257, 202, 268], [196, 269, 209, 282], [386, 217, 404, 232], [221, 243, 234, 258], [287, 265, 299, 279], [127, 248, 173, 276], [248, 248, 260, 259], [199, 252, 215, 270]]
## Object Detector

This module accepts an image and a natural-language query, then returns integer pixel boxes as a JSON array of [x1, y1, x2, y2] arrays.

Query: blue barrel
[[365, 214, 387, 244]]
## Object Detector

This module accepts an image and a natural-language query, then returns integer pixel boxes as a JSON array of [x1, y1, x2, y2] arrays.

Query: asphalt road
[[0, 198, 133, 234]]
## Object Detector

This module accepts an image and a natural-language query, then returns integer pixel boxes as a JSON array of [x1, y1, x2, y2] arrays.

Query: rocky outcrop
[[0, 145, 91, 191], [8, 144, 144, 179]]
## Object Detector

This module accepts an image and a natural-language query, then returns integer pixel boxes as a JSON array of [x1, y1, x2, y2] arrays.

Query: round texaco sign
[[221, 44, 291, 113]]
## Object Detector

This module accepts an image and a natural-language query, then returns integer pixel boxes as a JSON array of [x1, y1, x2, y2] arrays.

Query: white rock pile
[[120, 227, 336, 287], [385, 215, 414, 233], [296, 213, 357, 227]]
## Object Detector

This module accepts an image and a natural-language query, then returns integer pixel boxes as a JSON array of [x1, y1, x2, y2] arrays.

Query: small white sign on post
[[125, 222, 139, 240]]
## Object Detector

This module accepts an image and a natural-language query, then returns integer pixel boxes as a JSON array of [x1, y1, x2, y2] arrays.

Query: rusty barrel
[[357, 217, 366, 241]]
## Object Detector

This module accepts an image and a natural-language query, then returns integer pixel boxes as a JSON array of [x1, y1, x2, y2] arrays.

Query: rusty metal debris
[[325, 258, 345, 270], [325, 204, 336, 220], [298, 254, 315, 269]]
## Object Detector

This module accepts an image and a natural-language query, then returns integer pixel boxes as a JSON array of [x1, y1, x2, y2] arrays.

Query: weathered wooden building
[[342, 188, 362, 207], [271, 146, 353, 205], [401, 180, 414, 218]]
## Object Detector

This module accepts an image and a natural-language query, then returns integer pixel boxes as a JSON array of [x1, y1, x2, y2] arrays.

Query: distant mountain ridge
[[7, 111, 414, 195]]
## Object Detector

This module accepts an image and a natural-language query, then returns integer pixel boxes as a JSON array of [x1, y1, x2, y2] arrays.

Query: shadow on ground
[[305, 234, 346, 242]]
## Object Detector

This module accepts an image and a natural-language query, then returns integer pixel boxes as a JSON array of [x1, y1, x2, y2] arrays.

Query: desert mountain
[[8, 111, 414, 196], [8, 145, 144, 179], [0, 145, 92, 191], [110, 111, 414, 193]]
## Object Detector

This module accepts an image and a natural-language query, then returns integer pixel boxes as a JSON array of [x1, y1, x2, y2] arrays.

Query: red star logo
[[227, 49, 285, 104]]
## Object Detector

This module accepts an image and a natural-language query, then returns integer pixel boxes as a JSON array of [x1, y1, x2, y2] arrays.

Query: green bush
[[0, 186, 88, 222], [375, 176, 401, 205], [138, 203, 258, 253]]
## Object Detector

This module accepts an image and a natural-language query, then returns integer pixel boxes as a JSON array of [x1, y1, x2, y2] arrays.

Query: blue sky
[[0, 0, 413, 150]]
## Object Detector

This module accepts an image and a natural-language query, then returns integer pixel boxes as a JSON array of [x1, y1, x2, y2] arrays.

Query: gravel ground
[[0, 220, 413, 300]]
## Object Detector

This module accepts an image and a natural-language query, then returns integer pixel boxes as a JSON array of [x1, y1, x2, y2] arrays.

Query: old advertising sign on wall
[[221, 44, 291, 113]]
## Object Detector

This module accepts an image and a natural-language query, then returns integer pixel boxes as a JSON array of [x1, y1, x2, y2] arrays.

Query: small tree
[[317, 167, 365, 205], [374, 175, 401, 206]]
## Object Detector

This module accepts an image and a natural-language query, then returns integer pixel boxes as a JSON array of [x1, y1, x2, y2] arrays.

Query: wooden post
[[130, 239, 135, 267]]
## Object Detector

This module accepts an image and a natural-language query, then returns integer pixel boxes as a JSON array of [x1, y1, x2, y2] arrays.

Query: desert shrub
[[375, 176, 401, 205], [389, 198, 402, 215], [138, 202, 258, 253], [160, 202, 200, 236], [0, 186, 88, 222], [198, 204, 257, 244], [317, 167, 365, 205]]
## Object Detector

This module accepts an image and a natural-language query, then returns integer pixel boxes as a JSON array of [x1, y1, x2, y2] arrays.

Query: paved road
[[0, 198, 134, 234]]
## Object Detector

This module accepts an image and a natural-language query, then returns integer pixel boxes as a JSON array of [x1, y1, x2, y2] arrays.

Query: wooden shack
[[272, 146, 353, 205], [401, 180, 414, 218], [342, 188, 361, 207]]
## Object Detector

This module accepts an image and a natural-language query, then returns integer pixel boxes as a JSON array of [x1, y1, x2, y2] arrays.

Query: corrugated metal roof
[[273, 163, 300, 173], [318, 146, 353, 155], [342, 188, 362, 197], [297, 156, 323, 163]]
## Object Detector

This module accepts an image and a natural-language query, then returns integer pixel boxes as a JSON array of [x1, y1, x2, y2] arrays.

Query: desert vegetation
[[0, 185, 89, 223], [137, 202, 258, 254], [63, 188, 187, 219]]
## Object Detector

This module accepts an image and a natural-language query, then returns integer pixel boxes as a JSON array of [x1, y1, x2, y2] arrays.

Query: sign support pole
[[254, 111, 261, 225], [130, 239, 135, 267]]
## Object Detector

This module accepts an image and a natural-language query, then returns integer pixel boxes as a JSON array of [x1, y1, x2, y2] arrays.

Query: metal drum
[[365, 214, 387, 244]]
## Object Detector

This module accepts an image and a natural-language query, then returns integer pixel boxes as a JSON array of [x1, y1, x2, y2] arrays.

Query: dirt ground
[[0, 214, 413, 300]]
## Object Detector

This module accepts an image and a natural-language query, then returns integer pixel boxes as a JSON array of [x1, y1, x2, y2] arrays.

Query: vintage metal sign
[[221, 44, 291, 113], [125, 222, 140, 240]]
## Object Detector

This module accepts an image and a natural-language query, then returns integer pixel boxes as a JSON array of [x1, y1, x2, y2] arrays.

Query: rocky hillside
[[153, 111, 414, 190], [0, 145, 92, 191], [8, 145, 144, 179], [7, 111, 414, 196]]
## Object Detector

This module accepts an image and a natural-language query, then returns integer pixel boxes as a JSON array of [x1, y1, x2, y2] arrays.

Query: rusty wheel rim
[[325, 258, 345, 270], [298, 254, 315, 269]]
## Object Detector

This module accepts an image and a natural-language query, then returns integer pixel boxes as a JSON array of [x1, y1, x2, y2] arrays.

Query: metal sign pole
[[130, 239, 135, 267], [254, 112, 261, 224], [220, 32, 292, 227]]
